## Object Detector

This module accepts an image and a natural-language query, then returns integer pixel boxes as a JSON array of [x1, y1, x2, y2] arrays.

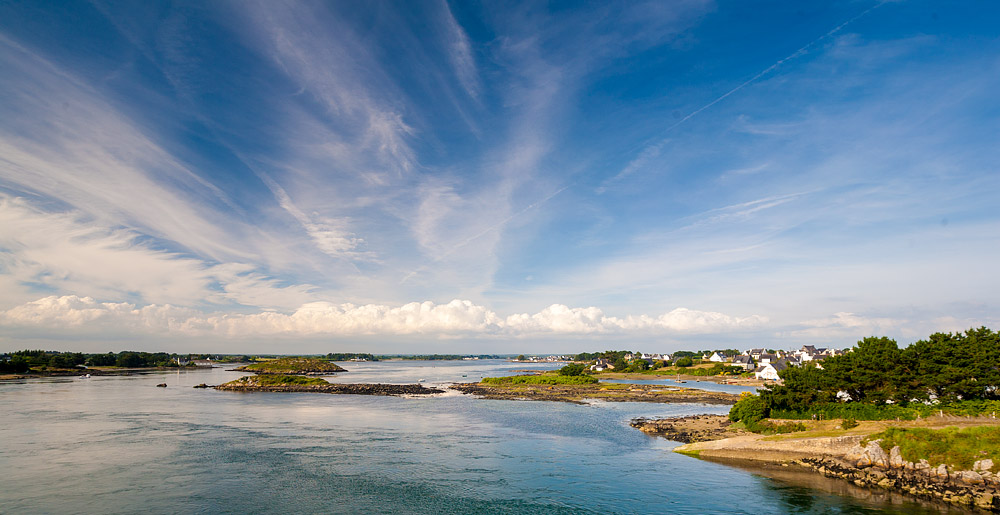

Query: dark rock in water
[[156, 383, 167, 387], [193, 383, 210, 388]]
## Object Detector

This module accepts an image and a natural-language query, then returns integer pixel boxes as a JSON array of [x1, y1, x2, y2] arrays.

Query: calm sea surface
[[0, 360, 962, 514]]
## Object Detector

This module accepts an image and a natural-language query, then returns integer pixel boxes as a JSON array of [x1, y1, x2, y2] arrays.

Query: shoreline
[[639, 414, 1000, 511], [596, 371, 765, 387], [0, 366, 214, 381]]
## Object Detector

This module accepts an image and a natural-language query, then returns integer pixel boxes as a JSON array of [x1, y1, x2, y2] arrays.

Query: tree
[[730, 393, 769, 423], [559, 363, 586, 376], [675, 357, 693, 367], [761, 362, 836, 411], [0, 355, 30, 373], [822, 336, 902, 404], [517, 354, 526, 361]]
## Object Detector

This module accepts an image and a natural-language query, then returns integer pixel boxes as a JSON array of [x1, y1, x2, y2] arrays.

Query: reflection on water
[[0, 360, 951, 514]]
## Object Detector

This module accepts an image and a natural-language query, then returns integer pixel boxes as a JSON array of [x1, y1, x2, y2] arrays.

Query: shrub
[[729, 393, 770, 423], [841, 417, 859, 430], [748, 420, 807, 435], [675, 357, 693, 367], [559, 363, 586, 376]]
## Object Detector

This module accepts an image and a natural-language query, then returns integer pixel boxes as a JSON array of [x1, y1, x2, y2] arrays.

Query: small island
[[233, 357, 346, 375], [215, 374, 443, 396], [450, 368, 739, 404]]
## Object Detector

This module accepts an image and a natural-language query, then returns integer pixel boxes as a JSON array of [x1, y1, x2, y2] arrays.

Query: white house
[[590, 358, 614, 372], [754, 357, 799, 381], [755, 363, 780, 381], [707, 352, 730, 363]]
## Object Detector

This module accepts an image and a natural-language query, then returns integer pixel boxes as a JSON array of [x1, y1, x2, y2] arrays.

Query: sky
[[1, 0, 998, 354]]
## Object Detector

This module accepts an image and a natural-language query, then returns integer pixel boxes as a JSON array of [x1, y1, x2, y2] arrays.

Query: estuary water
[[0, 360, 960, 514]]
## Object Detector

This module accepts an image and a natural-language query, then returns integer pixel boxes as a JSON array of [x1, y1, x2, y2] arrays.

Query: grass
[[242, 357, 345, 374], [481, 374, 598, 386], [866, 426, 1000, 470], [771, 400, 1000, 422], [226, 375, 330, 386]]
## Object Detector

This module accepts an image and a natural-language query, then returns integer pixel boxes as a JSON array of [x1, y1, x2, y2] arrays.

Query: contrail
[[603, 1, 886, 188]]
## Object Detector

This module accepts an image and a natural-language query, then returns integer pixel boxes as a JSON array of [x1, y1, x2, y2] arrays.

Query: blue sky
[[1, 0, 997, 353]]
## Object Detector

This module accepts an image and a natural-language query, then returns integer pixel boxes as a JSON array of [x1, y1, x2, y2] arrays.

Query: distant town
[[521, 345, 847, 381]]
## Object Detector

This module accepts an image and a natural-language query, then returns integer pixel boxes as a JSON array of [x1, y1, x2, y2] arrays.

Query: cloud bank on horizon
[[1, 1, 998, 353]]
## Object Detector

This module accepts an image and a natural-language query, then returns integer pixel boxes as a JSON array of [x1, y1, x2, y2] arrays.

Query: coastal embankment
[[639, 415, 1000, 511]]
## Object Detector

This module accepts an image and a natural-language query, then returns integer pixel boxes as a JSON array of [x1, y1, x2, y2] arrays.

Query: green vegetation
[[574, 350, 633, 362], [866, 426, 1000, 470], [324, 353, 378, 362], [377, 354, 506, 360], [674, 357, 693, 367], [481, 374, 599, 385], [241, 357, 345, 374], [558, 363, 586, 376], [841, 417, 859, 430], [729, 392, 806, 435], [226, 375, 330, 386], [760, 327, 1000, 418]]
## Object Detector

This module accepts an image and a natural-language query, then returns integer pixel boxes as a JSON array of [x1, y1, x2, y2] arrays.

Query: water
[[598, 378, 759, 395], [0, 361, 960, 514]]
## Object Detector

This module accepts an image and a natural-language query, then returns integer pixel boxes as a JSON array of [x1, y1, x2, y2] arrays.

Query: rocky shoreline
[[214, 382, 444, 396], [647, 415, 1000, 511], [796, 440, 999, 510], [450, 382, 739, 404]]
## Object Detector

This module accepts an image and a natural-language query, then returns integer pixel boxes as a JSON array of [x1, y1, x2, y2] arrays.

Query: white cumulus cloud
[[0, 295, 766, 340]]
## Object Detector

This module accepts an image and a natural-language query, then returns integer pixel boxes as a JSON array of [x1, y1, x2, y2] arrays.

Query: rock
[[974, 458, 994, 472], [975, 493, 995, 509], [844, 443, 866, 463], [193, 383, 210, 388], [156, 383, 167, 387], [914, 459, 931, 472], [931, 464, 949, 480], [954, 470, 983, 485], [857, 440, 890, 468], [889, 446, 905, 468]]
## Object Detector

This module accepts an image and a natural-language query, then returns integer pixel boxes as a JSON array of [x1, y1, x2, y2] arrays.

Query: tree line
[[761, 327, 1000, 413], [0, 350, 252, 373]]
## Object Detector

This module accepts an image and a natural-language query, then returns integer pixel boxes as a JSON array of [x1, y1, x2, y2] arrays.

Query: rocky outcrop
[[801, 441, 1000, 511], [215, 382, 443, 396], [630, 415, 749, 443]]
